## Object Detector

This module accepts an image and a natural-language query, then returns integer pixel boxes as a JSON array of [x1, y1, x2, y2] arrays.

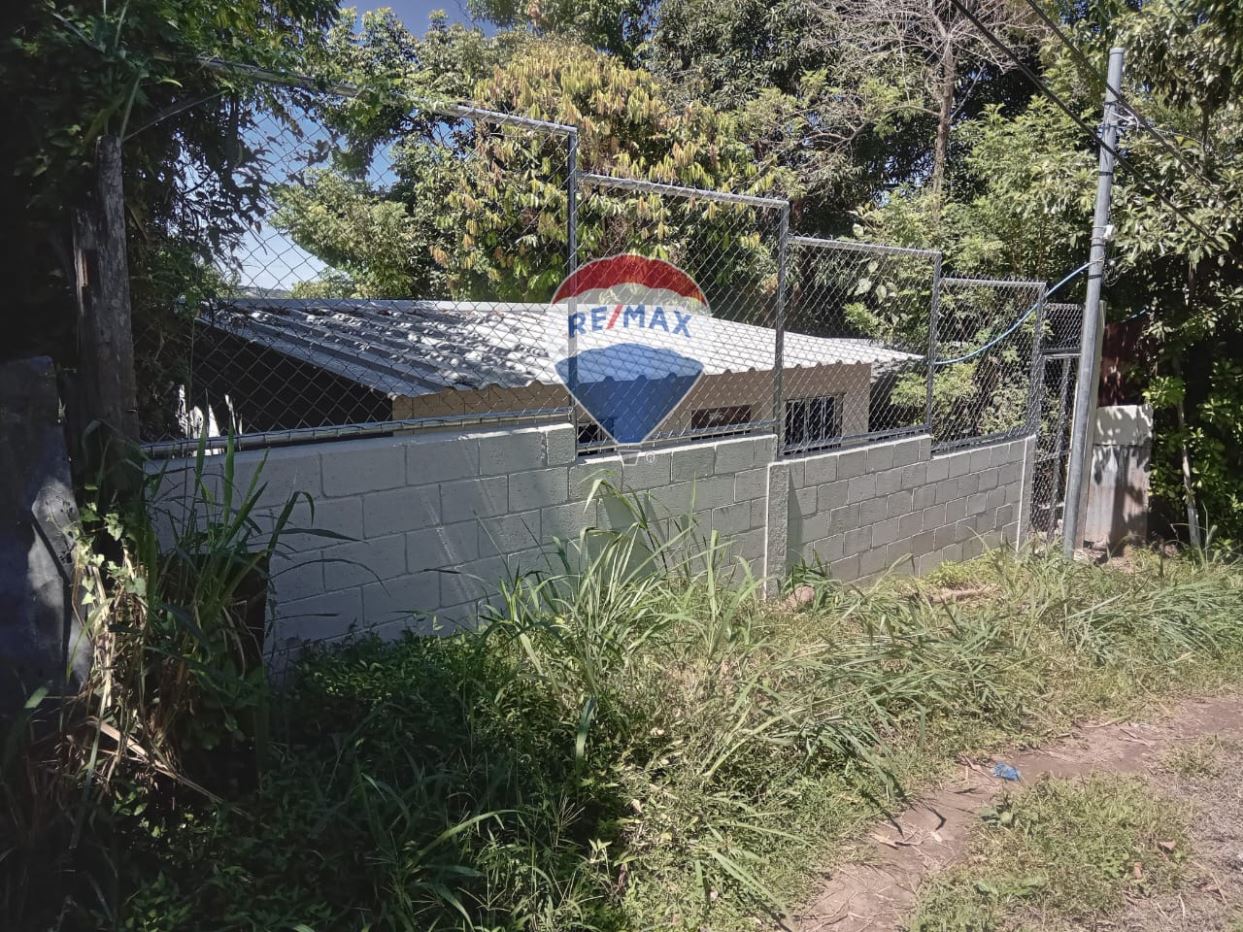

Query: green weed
[[908, 775, 1188, 931], [9, 478, 1243, 931], [1162, 736, 1230, 779]]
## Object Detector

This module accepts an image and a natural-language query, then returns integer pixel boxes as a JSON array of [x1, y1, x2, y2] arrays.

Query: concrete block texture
[[711, 502, 753, 536], [363, 486, 440, 538], [865, 444, 895, 473], [285, 496, 363, 547], [478, 510, 543, 557], [714, 436, 765, 474], [407, 431, 479, 485], [408, 522, 477, 572], [508, 467, 569, 510], [364, 573, 441, 623], [149, 424, 1037, 662], [846, 473, 878, 504], [763, 464, 791, 585], [818, 480, 849, 512], [734, 467, 768, 503], [835, 447, 868, 480], [323, 438, 403, 497], [768, 432, 1032, 588], [673, 445, 716, 481], [479, 430, 545, 476], [544, 424, 577, 467], [874, 466, 903, 496], [247, 445, 323, 507], [442, 475, 508, 522], [324, 534, 406, 590], [541, 501, 595, 540], [273, 587, 364, 647], [804, 455, 836, 487]]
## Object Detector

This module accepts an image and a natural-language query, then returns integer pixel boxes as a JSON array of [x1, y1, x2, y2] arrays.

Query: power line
[[1020, 0, 1214, 189], [943, 0, 1228, 250]]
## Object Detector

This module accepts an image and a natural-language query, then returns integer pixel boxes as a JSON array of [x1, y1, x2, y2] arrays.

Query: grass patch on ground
[[113, 529, 1243, 931], [908, 775, 1188, 931], [1161, 736, 1232, 780], [9, 482, 1243, 931]]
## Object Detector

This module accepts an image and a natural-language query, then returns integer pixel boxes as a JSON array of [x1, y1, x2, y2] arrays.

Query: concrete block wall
[[770, 434, 1035, 583], [150, 425, 776, 660], [148, 425, 1034, 660]]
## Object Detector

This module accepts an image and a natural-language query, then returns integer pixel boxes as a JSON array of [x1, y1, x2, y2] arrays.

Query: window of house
[[785, 395, 843, 451], [577, 416, 616, 446], [690, 405, 753, 434]]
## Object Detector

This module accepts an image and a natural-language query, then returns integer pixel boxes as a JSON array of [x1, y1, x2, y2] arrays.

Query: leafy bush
[[110, 505, 1243, 930], [7, 475, 1243, 930], [1, 437, 311, 926]]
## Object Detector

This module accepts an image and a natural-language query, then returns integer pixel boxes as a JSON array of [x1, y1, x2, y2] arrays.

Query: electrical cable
[[933, 262, 1090, 367], [944, 0, 1228, 251], [1021, 0, 1214, 188]]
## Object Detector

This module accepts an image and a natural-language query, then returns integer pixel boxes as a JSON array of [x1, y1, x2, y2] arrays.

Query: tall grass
[[8, 475, 1243, 930], [0, 435, 320, 926]]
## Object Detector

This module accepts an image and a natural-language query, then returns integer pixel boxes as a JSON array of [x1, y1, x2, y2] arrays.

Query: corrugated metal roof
[[201, 299, 921, 399]]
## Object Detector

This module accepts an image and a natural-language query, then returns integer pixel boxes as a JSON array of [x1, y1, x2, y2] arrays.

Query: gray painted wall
[[149, 424, 1034, 663], [768, 434, 1034, 585], [0, 357, 87, 711]]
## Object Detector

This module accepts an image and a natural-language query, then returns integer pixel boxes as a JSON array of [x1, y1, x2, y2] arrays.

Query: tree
[[810, 0, 1041, 200], [1, 0, 338, 436], [650, 0, 818, 107], [465, 0, 655, 63], [276, 21, 793, 309], [859, 1, 1243, 541]]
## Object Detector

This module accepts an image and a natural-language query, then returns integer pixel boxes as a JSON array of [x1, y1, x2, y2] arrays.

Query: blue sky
[[363, 0, 476, 31], [238, 0, 483, 291]]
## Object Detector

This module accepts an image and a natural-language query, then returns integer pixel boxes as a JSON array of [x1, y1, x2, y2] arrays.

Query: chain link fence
[[128, 69, 1076, 465], [572, 174, 788, 451], [1028, 303, 1083, 542], [782, 237, 940, 454], [929, 277, 1047, 452], [133, 82, 578, 454]]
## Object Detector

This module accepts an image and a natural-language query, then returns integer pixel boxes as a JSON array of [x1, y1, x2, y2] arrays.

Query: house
[[191, 299, 921, 451]]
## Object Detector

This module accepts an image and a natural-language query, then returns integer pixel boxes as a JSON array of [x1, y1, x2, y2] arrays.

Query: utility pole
[[1063, 47, 1124, 559]]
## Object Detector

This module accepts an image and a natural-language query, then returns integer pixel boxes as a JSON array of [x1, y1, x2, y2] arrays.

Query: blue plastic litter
[[992, 762, 1021, 782]]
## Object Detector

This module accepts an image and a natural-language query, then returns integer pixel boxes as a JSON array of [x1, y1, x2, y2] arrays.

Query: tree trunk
[[1177, 261, 1203, 549], [930, 44, 956, 201], [1175, 394, 1201, 548]]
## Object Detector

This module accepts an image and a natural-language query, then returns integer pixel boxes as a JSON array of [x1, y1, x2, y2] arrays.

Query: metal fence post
[[925, 253, 943, 436], [1024, 285, 1048, 434], [565, 131, 579, 434], [566, 132, 578, 274], [1048, 356, 1074, 543], [773, 204, 790, 453], [1063, 46, 1124, 559]]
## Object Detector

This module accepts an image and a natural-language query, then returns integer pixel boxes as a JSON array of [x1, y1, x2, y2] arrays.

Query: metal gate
[[1029, 303, 1083, 542]]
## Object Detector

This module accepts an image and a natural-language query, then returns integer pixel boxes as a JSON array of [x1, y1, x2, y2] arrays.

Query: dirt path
[[791, 694, 1243, 931]]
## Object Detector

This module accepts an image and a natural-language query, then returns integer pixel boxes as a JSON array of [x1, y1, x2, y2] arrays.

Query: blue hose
[[932, 263, 1090, 367]]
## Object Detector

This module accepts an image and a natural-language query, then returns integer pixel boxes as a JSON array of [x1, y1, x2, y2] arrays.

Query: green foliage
[[860, 2, 1243, 538], [468, 0, 653, 62], [80, 437, 306, 766], [1, 0, 337, 366], [0, 437, 318, 926], [22, 503, 1243, 930], [275, 167, 444, 298], [1161, 736, 1229, 780], [277, 25, 792, 304], [910, 776, 1187, 930], [650, 0, 818, 106]]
